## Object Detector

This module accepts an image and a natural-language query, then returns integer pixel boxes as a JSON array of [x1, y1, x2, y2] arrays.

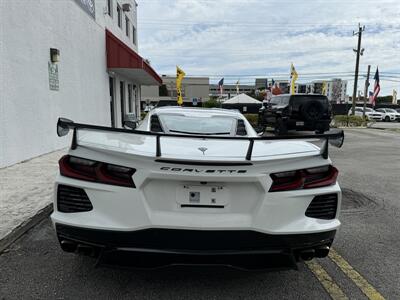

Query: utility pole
[[351, 24, 365, 115], [363, 65, 371, 119]]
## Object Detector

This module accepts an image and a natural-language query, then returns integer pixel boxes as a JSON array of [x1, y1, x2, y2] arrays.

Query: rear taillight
[[269, 165, 338, 192], [59, 155, 136, 188]]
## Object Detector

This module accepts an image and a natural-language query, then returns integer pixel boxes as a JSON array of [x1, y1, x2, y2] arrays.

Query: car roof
[[151, 106, 243, 117]]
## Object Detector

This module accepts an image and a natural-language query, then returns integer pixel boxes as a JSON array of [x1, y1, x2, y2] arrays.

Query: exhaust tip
[[300, 249, 315, 261], [60, 240, 77, 253], [315, 245, 330, 258]]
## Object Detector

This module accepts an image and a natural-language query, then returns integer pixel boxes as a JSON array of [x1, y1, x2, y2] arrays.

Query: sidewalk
[[0, 150, 65, 240]]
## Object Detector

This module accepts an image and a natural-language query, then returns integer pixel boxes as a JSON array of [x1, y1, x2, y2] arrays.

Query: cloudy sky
[[137, 0, 400, 95]]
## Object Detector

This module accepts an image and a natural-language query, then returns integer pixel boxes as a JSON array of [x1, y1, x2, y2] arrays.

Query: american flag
[[369, 91, 374, 104], [218, 78, 224, 96], [371, 67, 380, 107]]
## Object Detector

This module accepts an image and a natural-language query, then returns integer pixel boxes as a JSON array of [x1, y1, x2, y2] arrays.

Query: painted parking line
[[305, 260, 349, 300], [329, 249, 385, 300]]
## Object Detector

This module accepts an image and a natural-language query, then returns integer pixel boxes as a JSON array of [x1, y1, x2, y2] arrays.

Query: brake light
[[269, 165, 338, 192], [59, 155, 136, 188]]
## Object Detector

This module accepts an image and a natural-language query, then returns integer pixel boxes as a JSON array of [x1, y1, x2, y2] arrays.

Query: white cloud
[[137, 0, 400, 95]]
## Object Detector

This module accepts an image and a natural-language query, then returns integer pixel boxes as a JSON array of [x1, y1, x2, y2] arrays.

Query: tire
[[274, 118, 288, 136], [384, 116, 390, 122], [301, 101, 324, 122]]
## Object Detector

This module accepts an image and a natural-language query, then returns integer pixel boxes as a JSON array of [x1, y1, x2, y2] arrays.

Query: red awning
[[106, 29, 162, 85]]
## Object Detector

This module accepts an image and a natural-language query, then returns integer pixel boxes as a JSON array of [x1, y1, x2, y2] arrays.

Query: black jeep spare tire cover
[[301, 101, 324, 121]]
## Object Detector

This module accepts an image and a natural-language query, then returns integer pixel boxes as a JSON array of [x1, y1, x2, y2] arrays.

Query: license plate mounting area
[[177, 184, 229, 208]]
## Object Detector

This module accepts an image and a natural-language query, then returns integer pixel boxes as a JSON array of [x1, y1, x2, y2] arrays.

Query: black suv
[[258, 94, 332, 135]]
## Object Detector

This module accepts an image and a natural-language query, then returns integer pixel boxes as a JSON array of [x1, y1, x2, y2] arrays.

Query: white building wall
[[0, 0, 140, 168]]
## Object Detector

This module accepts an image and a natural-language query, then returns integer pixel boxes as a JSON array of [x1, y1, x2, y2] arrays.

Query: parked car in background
[[375, 108, 400, 122], [348, 107, 383, 121], [258, 94, 332, 135]]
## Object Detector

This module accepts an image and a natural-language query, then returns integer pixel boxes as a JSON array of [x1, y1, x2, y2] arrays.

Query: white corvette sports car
[[52, 107, 344, 270]]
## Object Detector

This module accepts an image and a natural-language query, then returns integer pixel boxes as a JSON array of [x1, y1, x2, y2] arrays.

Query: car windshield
[[385, 108, 396, 113], [158, 114, 235, 135], [365, 108, 373, 112]]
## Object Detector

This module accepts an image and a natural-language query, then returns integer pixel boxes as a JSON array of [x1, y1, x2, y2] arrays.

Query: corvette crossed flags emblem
[[198, 147, 208, 155]]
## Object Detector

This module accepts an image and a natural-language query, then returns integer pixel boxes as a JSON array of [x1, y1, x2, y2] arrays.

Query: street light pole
[[363, 65, 371, 119], [352, 24, 365, 115]]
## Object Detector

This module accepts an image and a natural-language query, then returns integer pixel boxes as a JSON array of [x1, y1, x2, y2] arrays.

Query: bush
[[333, 115, 368, 127], [243, 114, 258, 127], [202, 99, 220, 108]]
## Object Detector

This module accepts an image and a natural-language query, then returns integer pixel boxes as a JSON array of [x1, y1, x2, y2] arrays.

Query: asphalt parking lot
[[0, 128, 399, 299]]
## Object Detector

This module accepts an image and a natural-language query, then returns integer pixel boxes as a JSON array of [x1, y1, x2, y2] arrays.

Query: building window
[[107, 0, 113, 17], [117, 5, 122, 28], [125, 16, 130, 37], [132, 25, 136, 44]]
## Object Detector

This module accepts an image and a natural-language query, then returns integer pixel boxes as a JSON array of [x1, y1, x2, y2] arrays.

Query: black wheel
[[274, 118, 288, 136], [301, 101, 324, 122], [384, 116, 390, 122]]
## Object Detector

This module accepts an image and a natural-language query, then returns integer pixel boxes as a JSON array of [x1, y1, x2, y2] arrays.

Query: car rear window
[[158, 114, 235, 135], [271, 96, 290, 105]]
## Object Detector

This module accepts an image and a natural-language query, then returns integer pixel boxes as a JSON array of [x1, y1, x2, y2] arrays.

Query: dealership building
[[142, 76, 210, 107], [0, 0, 161, 168]]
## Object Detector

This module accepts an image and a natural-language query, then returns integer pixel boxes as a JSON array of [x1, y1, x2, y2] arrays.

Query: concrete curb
[[0, 203, 53, 254]]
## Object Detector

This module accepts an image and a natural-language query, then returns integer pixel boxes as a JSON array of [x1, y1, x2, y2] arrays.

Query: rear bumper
[[285, 118, 331, 131], [55, 224, 336, 269], [368, 115, 383, 120]]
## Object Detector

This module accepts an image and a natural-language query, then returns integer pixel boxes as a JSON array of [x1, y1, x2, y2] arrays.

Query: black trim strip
[[180, 204, 225, 208], [154, 159, 253, 166]]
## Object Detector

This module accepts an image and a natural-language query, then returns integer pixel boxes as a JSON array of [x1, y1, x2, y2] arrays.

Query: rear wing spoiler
[[57, 118, 344, 161]]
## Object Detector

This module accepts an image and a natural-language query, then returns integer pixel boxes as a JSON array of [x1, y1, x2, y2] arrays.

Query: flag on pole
[[218, 78, 224, 97], [371, 67, 380, 107], [265, 78, 268, 90], [321, 81, 327, 95], [176, 66, 186, 105], [290, 63, 298, 95], [236, 80, 240, 94]]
